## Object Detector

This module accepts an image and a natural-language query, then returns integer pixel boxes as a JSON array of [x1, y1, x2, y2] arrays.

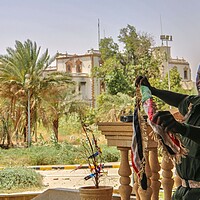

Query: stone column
[[133, 175, 140, 200], [138, 150, 153, 200], [161, 158, 174, 200], [149, 147, 161, 200], [118, 147, 132, 200]]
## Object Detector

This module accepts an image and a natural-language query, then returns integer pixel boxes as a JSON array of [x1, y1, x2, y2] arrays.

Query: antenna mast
[[160, 15, 163, 45], [98, 18, 100, 49]]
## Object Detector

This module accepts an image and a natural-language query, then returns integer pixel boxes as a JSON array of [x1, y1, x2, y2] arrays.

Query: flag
[[140, 85, 188, 163], [131, 106, 147, 190]]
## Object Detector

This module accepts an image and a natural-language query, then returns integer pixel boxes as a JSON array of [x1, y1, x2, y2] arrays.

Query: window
[[76, 59, 82, 73], [184, 68, 188, 79], [78, 82, 87, 99], [65, 61, 73, 72]]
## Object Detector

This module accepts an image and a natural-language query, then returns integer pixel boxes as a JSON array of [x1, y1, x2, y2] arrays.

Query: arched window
[[184, 67, 188, 79], [65, 60, 73, 73], [76, 59, 82, 73]]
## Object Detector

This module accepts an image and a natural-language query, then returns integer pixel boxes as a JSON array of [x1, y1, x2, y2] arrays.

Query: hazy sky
[[1, 0, 200, 80]]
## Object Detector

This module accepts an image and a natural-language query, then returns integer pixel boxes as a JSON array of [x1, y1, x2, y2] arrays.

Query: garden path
[[37, 167, 123, 192]]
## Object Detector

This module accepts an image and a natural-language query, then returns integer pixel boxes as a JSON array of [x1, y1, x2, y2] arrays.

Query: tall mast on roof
[[98, 18, 100, 50]]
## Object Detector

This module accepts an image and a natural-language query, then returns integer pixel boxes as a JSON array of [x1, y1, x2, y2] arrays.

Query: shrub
[[28, 146, 60, 165], [101, 145, 120, 162], [0, 143, 120, 166], [0, 167, 43, 191]]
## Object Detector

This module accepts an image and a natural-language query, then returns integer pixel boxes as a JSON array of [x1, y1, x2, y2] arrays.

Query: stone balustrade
[[98, 122, 180, 200]]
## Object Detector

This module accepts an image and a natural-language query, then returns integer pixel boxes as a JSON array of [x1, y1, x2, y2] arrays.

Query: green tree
[[106, 69, 132, 95], [162, 67, 183, 92], [0, 39, 73, 146], [39, 81, 89, 141], [149, 67, 188, 110], [99, 37, 119, 61], [96, 24, 160, 96]]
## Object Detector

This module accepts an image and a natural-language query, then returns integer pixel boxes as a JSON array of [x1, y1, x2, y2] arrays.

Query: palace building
[[153, 45, 193, 90], [44, 45, 194, 107], [44, 49, 102, 107]]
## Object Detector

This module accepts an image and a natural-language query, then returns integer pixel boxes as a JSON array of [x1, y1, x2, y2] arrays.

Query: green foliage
[[96, 92, 135, 121], [149, 67, 191, 110], [0, 39, 76, 146], [26, 146, 61, 165], [81, 108, 98, 125], [162, 67, 182, 92], [99, 37, 119, 61], [0, 143, 120, 167], [59, 113, 82, 136], [0, 167, 42, 191], [96, 24, 160, 97], [101, 145, 120, 162], [28, 145, 81, 165], [106, 69, 132, 95], [78, 142, 120, 165]]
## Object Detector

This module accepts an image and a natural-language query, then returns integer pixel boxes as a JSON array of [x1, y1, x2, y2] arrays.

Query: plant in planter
[[78, 122, 113, 200]]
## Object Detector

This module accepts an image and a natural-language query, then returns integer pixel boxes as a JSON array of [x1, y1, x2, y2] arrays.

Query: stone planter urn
[[79, 186, 113, 200]]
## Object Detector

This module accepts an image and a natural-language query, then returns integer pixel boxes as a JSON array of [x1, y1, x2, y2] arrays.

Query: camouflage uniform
[[173, 95, 200, 200]]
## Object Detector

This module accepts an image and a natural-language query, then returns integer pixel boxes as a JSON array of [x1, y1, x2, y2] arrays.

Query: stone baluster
[[118, 147, 132, 200], [138, 150, 153, 200], [149, 147, 161, 200], [133, 175, 140, 200], [161, 158, 174, 200]]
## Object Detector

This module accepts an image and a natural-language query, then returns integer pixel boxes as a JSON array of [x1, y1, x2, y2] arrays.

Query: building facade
[[44, 45, 194, 108], [44, 49, 102, 107], [153, 46, 194, 90]]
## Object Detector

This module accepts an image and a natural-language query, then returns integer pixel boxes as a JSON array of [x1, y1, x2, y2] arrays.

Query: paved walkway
[[0, 162, 136, 199], [29, 162, 121, 171], [37, 163, 123, 192]]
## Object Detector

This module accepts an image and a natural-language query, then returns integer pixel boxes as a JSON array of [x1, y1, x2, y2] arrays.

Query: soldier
[[135, 66, 200, 200]]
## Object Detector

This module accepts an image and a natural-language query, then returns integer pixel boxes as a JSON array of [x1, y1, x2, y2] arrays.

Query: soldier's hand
[[152, 111, 183, 134], [135, 76, 151, 89]]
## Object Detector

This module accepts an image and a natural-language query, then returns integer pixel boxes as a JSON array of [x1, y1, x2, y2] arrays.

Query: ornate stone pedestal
[[98, 122, 161, 200]]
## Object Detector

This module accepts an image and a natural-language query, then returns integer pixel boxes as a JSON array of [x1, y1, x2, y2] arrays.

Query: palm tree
[[0, 39, 74, 146], [37, 72, 79, 141]]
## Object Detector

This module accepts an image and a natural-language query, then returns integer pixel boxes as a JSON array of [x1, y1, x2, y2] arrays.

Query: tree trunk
[[53, 118, 59, 141], [23, 127, 27, 143], [5, 112, 13, 147]]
